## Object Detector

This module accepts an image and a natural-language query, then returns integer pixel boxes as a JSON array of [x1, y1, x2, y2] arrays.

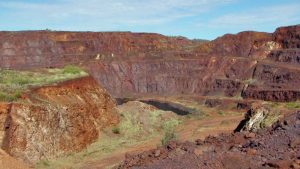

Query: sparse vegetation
[[286, 102, 300, 109], [0, 66, 87, 102], [41, 160, 50, 167], [62, 65, 83, 74], [161, 119, 180, 145], [218, 111, 225, 116]]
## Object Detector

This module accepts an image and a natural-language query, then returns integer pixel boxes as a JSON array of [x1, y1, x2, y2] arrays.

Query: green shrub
[[63, 65, 83, 74], [161, 120, 179, 145], [161, 129, 177, 146], [112, 126, 120, 134], [218, 111, 225, 116]]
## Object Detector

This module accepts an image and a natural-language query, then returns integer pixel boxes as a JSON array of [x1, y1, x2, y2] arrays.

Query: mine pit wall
[[88, 57, 255, 98], [242, 89, 300, 102], [0, 76, 119, 164], [0, 31, 196, 69], [87, 25, 300, 101], [253, 63, 300, 85], [0, 25, 300, 102], [267, 49, 300, 65]]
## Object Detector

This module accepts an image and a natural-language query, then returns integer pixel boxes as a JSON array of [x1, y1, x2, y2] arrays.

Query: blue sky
[[0, 0, 299, 40]]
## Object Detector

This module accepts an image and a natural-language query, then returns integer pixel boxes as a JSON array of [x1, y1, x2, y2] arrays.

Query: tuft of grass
[[112, 126, 120, 134], [40, 160, 50, 167], [218, 111, 225, 116], [286, 102, 300, 109], [63, 65, 83, 74]]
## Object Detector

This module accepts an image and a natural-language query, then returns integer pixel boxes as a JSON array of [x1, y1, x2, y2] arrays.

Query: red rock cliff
[[0, 31, 195, 69], [1, 25, 300, 102]]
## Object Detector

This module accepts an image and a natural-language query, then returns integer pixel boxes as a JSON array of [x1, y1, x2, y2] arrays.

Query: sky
[[0, 0, 299, 40]]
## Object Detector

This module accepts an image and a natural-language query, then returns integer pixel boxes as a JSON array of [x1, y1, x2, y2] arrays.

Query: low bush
[[112, 126, 120, 134], [161, 119, 180, 145]]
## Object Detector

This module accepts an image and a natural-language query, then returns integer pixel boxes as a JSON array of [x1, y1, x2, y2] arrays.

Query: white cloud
[[200, 3, 300, 30], [0, 0, 235, 27]]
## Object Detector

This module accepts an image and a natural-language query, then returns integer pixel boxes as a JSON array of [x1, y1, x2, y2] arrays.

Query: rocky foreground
[[120, 111, 300, 169]]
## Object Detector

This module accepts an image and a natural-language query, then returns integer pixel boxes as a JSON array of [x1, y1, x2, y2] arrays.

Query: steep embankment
[[0, 76, 119, 164], [0, 25, 299, 102]]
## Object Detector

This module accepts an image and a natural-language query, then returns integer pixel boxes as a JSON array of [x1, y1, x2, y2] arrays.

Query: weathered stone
[[235, 104, 281, 132]]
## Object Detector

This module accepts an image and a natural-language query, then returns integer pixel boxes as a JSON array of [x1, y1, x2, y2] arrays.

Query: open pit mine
[[0, 24, 299, 169]]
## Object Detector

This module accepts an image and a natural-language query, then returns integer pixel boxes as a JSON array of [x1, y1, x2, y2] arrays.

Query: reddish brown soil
[[120, 111, 300, 169]]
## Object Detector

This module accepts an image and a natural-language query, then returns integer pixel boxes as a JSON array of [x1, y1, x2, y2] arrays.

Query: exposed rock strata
[[0, 25, 300, 102], [0, 31, 195, 69], [1, 76, 119, 164]]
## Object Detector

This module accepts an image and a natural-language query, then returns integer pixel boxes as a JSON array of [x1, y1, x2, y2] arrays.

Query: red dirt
[[120, 111, 300, 169]]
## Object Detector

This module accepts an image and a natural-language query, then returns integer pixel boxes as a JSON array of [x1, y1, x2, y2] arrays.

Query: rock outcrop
[[234, 104, 281, 132], [0, 76, 119, 164]]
